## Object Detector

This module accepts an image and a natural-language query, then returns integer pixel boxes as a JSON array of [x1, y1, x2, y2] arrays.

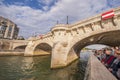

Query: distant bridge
[[10, 40, 29, 50], [0, 39, 29, 51]]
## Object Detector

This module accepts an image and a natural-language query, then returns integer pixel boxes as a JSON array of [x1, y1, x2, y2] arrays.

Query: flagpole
[[67, 16, 69, 24]]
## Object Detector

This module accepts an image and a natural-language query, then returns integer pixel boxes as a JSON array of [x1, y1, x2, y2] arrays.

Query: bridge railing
[[84, 54, 117, 80], [51, 7, 120, 31], [32, 7, 120, 41], [34, 32, 53, 41], [71, 7, 120, 29]]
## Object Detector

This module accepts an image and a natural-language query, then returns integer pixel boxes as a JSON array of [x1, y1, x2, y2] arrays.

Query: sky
[[0, 0, 120, 39], [86, 44, 107, 50]]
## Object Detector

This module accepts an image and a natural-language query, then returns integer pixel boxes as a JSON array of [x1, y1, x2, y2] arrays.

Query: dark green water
[[0, 52, 88, 80]]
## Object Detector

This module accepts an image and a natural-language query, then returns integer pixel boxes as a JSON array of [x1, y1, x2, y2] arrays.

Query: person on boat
[[108, 52, 120, 79], [101, 48, 116, 68]]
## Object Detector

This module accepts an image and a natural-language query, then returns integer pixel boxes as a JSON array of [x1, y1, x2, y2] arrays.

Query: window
[[9, 26, 12, 32], [1, 26, 6, 31]]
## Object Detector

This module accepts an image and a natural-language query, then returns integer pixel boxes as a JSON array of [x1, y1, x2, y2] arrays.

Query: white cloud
[[86, 44, 107, 50], [0, 0, 119, 38]]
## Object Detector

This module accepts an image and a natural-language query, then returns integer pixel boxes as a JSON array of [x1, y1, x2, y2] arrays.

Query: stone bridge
[[10, 40, 29, 50], [24, 7, 120, 68], [0, 39, 29, 50]]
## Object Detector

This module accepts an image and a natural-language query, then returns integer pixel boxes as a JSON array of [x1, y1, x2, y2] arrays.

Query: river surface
[[0, 51, 91, 80]]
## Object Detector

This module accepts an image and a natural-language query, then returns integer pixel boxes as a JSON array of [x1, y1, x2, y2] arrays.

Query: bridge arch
[[11, 40, 29, 50], [24, 40, 53, 56], [33, 42, 52, 55], [14, 45, 27, 51], [68, 30, 120, 57]]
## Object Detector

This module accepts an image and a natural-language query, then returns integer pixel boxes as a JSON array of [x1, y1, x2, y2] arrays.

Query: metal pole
[[57, 20, 59, 24], [67, 16, 69, 24]]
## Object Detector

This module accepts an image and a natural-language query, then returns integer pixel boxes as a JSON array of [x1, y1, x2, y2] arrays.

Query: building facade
[[0, 16, 19, 39]]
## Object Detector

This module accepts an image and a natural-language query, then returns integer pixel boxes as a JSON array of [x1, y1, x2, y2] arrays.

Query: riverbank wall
[[0, 51, 24, 56], [84, 54, 117, 80]]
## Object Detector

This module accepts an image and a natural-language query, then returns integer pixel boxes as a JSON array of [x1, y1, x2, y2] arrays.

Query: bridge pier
[[24, 42, 34, 56], [51, 42, 78, 68]]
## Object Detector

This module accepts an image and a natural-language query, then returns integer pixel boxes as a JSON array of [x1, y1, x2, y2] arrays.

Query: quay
[[0, 51, 24, 56]]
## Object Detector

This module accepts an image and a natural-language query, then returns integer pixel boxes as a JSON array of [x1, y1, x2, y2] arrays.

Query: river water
[[0, 51, 91, 80]]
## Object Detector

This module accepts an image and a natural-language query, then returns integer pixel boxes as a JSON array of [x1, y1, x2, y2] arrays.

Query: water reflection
[[21, 57, 34, 72], [49, 69, 70, 80], [80, 51, 92, 61], [0, 52, 88, 80], [20, 57, 35, 80]]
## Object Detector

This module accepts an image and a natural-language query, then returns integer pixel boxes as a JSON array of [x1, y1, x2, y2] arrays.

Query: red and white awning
[[101, 10, 114, 20]]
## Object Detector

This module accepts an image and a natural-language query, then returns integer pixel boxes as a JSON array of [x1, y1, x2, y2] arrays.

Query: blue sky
[[2, 0, 58, 11], [0, 0, 120, 39]]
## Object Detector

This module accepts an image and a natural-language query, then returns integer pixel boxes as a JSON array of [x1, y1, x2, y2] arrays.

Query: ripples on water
[[0, 51, 90, 80]]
